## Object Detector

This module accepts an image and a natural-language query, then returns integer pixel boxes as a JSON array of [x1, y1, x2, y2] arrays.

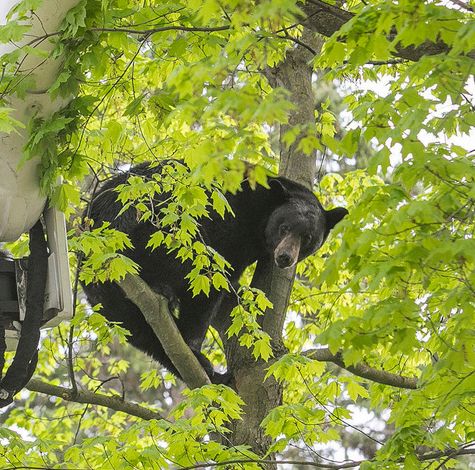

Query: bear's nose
[[276, 253, 293, 269]]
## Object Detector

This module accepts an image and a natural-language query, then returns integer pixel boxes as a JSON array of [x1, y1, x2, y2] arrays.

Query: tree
[[0, 0, 474, 469]]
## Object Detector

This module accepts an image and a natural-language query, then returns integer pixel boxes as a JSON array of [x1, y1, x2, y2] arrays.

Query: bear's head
[[264, 178, 347, 269]]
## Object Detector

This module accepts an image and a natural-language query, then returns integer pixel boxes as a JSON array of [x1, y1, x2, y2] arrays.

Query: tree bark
[[299, 0, 475, 61], [305, 348, 418, 389]]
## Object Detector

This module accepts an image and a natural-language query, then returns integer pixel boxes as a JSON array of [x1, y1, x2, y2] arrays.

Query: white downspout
[[0, 0, 81, 242]]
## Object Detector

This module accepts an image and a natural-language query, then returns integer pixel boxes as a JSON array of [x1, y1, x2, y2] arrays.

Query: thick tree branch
[[26, 378, 164, 421], [300, 0, 353, 38], [117, 274, 210, 389], [305, 348, 418, 389], [299, 0, 475, 61]]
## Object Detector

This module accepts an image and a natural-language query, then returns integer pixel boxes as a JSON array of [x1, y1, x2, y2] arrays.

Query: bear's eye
[[280, 224, 290, 235], [303, 234, 312, 245]]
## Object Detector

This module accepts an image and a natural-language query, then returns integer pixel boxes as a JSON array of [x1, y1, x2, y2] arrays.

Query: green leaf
[[191, 274, 210, 297], [0, 108, 25, 133], [347, 381, 369, 402], [0, 21, 31, 42], [147, 231, 165, 250], [52, 182, 80, 211], [212, 272, 229, 291], [124, 94, 145, 116]]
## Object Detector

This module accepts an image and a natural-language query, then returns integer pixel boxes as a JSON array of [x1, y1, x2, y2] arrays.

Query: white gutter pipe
[[0, 0, 81, 242]]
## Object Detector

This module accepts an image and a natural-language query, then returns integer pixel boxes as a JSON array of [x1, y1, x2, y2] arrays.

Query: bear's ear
[[268, 178, 290, 198], [325, 207, 348, 231]]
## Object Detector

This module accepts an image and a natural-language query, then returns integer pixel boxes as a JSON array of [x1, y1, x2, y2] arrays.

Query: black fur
[[82, 162, 347, 383]]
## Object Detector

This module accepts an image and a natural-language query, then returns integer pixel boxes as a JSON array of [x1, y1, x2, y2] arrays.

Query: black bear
[[82, 161, 347, 383]]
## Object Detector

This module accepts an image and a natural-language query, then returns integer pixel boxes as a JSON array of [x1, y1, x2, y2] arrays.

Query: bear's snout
[[276, 252, 293, 268], [274, 233, 300, 269]]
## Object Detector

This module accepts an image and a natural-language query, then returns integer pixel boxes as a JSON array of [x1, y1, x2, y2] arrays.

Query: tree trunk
[[218, 31, 324, 461]]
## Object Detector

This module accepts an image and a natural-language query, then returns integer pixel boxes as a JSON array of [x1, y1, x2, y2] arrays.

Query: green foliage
[[228, 286, 274, 360], [71, 223, 139, 283], [0, 107, 24, 133], [1, 0, 474, 468]]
